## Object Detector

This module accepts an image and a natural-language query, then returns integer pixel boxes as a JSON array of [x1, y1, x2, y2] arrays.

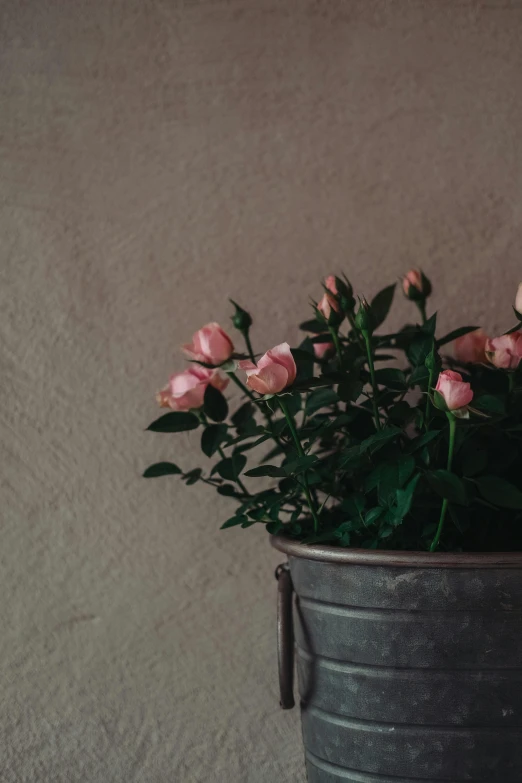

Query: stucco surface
[[2, 1, 522, 781]]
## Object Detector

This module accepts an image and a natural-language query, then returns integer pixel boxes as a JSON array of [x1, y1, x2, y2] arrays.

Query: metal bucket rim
[[270, 535, 522, 568]]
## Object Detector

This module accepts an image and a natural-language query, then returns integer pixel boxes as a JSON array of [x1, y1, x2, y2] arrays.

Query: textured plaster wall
[[2, 1, 522, 781]]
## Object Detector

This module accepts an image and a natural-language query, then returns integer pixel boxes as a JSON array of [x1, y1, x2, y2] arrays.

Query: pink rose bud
[[515, 282, 522, 315], [182, 322, 234, 365], [402, 268, 432, 300], [485, 333, 522, 370], [317, 292, 341, 322], [435, 370, 474, 411], [324, 275, 338, 295], [403, 269, 422, 295], [238, 342, 297, 395], [157, 366, 228, 411], [454, 328, 488, 364], [313, 339, 335, 360]]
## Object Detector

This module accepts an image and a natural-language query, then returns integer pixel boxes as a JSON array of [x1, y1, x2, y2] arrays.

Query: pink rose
[[402, 269, 423, 296], [239, 342, 297, 395], [435, 370, 473, 411], [182, 322, 234, 365], [516, 282, 522, 315], [157, 366, 228, 411], [454, 329, 488, 364], [313, 339, 335, 360], [324, 275, 338, 295], [485, 333, 522, 370], [317, 292, 341, 322]]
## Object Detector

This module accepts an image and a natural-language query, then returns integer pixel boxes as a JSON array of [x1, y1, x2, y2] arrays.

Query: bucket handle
[[275, 563, 295, 709]]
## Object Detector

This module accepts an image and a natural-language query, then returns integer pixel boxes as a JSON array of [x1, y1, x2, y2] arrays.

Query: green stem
[[508, 372, 515, 396], [425, 364, 434, 430], [416, 299, 427, 324], [362, 329, 381, 431], [217, 445, 250, 496], [328, 326, 343, 369], [244, 331, 256, 364], [278, 397, 320, 533], [347, 311, 365, 348], [430, 413, 457, 552]]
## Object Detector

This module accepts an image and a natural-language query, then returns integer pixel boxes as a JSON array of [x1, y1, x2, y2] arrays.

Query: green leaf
[[204, 384, 228, 422], [201, 424, 228, 458], [184, 468, 202, 485], [437, 326, 480, 348], [340, 445, 362, 468], [476, 476, 522, 509], [359, 426, 401, 455], [449, 504, 471, 534], [217, 484, 237, 496], [364, 463, 386, 493], [388, 401, 413, 425], [221, 515, 248, 529], [374, 368, 407, 390], [337, 377, 364, 403], [266, 520, 283, 535], [214, 454, 247, 481], [306, 387, 339, 415], [407, 334, 434, 367], [147, 412, 199, 433], [299, 319, 326, 334], [426, 469, 468, 505], [143, 462, 182, 478], [244, 465, 287, 478], [340, 493, 365, 517], [370, 284, 396, 329], [376, 456, 415, 504], [283, 391, 302, 417], [409, 365, 430, 386], [422, 312, 438, 336], [364, 507, 385, 527], [474, 394, 506, 415], [231, 402, 255, 433], [394, 474, 420, 520], [405, 430, 440, 453], [462, 449, 488, 477], [283, 454, 319, 475]]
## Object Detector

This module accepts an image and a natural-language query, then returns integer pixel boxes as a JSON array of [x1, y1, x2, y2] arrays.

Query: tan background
[[2, 1, 522, 781]]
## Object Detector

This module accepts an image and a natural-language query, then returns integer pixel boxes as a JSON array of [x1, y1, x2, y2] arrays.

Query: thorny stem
[[278, 396, 320, 534], [430, 413, 456, 553]]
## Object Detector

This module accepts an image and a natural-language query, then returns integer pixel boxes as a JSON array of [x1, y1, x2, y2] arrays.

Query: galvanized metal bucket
[[271, 535, 522, 782]]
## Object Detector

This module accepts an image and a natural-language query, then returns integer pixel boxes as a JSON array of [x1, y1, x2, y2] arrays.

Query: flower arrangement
[[144, 275, 522, 552]]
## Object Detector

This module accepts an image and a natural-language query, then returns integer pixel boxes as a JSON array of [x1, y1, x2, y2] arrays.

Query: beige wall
[[2, 2, 522, 781]]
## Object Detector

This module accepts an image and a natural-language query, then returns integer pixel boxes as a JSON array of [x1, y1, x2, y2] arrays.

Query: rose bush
[[145, 274, 522, 552]]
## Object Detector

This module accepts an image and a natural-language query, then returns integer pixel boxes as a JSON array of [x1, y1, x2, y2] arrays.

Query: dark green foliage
[[204, 384, 228, 422], [143, 462, 182, 478], [145, 273, 522, 552], [147, 412, 199, 432], [201, 424, 228, 458]]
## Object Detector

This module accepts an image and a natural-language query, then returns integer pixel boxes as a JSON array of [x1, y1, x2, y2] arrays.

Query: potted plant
[[145, 273, 522, 781]]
